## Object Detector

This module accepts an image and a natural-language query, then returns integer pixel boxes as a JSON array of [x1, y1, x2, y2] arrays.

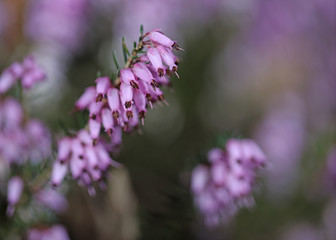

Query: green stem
[[113, 40, 144, 86]]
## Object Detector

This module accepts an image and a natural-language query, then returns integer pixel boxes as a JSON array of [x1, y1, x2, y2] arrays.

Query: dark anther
[[139, 111, 145, 119], [126, 111, 133, 119], [146, 94, 152, 101], [130, 80, 139, 89], [125, 101, 132, 108], [158, 95, 164, 101], [96, 94, 103, 102], [112, 111, 119, 119], [172, 42, 184, 51], [107, 129, 113, 136], [158, 68, 164, 77]]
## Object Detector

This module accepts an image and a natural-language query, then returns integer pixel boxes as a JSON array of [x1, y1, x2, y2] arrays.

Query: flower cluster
[[0, 98, 51, 165], [191, 139, 266, 226], [0, 55, 46, 93], [53, 29, 181, 194], [52, 129, 121, 196], [35, 188, 68, 213], [0, 55, 51, 216], [74, 29, 181, 141]]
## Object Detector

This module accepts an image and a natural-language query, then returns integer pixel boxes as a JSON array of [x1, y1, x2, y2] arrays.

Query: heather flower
[[0, 55, 46, 94], [51, 161, 68, 187], [0, 54, 52, 223], [53, 28, 181, 195], [0, 63, 22, 94], [191, 139, 266, 226], [27, 225, 70, 240], [72, 28, 180, 145], [254, 95, 305, 199], [6, 176, 24, 217], [25, 119, 52, 162], [1, 98, 24, 130], [95, 77, 111, 101], [0, 98, 51, 165], [75, 86, 96, 110], [21, 55, 46, 89], [53, 130, 121, 196], [35, 189, 68, 213], [148, 31, 177, 49]]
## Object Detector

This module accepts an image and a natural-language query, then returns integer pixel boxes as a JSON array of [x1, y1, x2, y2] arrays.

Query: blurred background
[[0, 0, 335, 239]]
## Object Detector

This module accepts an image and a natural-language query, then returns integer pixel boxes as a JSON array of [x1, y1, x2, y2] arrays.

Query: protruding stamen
[[139, 111, 146, 119], [126, 110, 133, 119], [172, 42, 184, 51], [158, 95, 169, 105]]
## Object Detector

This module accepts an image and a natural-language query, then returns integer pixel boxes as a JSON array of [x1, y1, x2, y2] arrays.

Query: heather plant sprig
[[191, 139, 266, 226], [0, 54, 70, 238], [0, 55, 51, 214], [52, 26, 182, 195], [0, 55, 46, 94]]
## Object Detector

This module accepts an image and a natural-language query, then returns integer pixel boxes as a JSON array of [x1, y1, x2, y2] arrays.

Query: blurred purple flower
[[191, 139, 266, 226], [26, 0, 88, 53], [0, 55, 50, 165], [25, 119, 52, 163], [0, 97, 51, 164], [27, 225, 70, 240], [244, 0, 336, 129], [6, 176, 24, 217], [52, 130, 121, 196], [254, 95, 306, 200], [35, 189, 68, 213], [0, 55, 46, 93]]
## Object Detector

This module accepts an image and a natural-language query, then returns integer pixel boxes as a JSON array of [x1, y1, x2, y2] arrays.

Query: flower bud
[[95, 77, 111, 101], [120, 68, 138, 89], [147, 47, 164, 76], [149, 31, 175, 49], [57, 138, 72, 163], [107, 88, 121, 119], [75, 87, 96, 110], [7, 176, 23, 216], [51, 161, 68, 187], [120, 82, 133, 109]]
